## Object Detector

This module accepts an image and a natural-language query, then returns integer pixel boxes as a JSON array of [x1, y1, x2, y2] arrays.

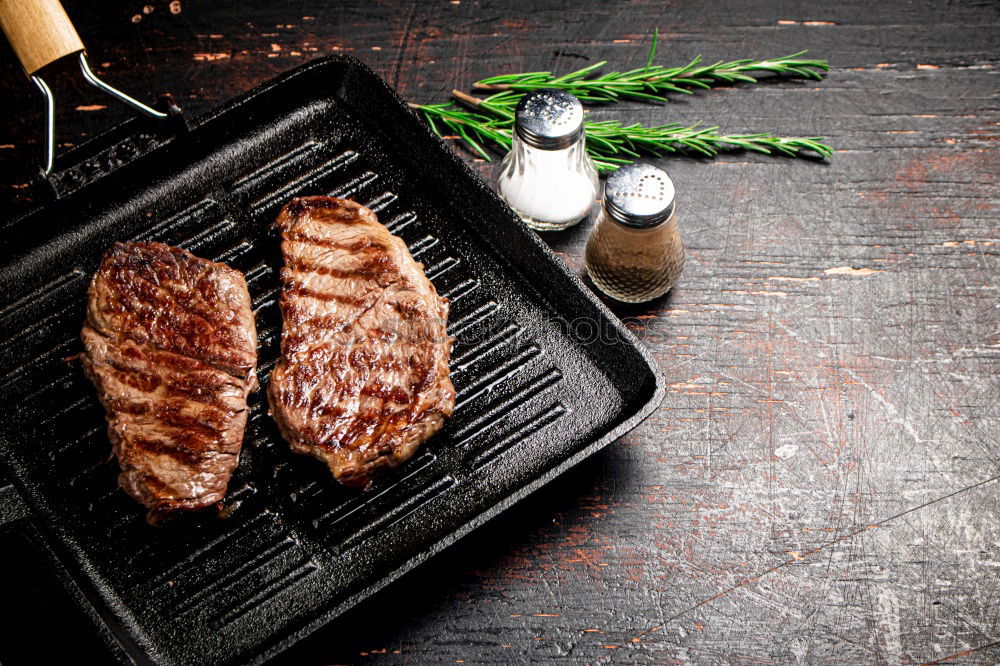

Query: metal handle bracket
[[31, 52, 170, 175]]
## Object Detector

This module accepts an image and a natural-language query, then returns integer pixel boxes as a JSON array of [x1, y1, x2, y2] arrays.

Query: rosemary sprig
[[473, 31, 828, 105], [408, 101, 512, 160], [410, 96, 833, 172]]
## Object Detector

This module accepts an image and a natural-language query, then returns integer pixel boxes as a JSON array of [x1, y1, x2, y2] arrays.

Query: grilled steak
[[268, 196, 455, 487], [81, 242, 258, 525]]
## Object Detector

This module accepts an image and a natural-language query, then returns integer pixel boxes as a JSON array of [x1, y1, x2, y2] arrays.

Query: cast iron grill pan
[[0, 57, 663, 665]]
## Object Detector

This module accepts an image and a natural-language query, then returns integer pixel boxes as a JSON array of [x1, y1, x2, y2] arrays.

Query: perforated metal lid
[[603, 162, 676, 228], [514, 89, 585, 150]]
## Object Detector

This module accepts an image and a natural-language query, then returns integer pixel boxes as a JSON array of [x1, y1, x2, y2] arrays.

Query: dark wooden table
[[1, 1, 998, 664]]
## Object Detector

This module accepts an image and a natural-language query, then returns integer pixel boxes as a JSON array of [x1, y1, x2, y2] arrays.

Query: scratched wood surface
[[0, 1, 997, 664]]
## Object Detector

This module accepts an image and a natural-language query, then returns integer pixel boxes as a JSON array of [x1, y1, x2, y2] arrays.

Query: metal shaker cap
[[514, 89, 585, 150], [603, 162, 676, 228]]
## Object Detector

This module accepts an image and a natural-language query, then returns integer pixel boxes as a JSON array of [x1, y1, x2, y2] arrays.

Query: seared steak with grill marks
[[268, 196, 454, 487], [81, 242, 257, 525]]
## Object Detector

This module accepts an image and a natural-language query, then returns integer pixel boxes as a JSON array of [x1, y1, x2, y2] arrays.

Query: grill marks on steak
[[268, 197, 455, 487], [81, 242, 257, 525]]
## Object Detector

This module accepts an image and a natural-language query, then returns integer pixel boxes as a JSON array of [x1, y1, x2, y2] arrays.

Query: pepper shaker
[[585, 163, 684, 303], [496, 89, 599, 231]]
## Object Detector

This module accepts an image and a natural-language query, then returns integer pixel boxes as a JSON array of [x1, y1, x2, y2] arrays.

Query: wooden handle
[[0, 0, 84, 74]]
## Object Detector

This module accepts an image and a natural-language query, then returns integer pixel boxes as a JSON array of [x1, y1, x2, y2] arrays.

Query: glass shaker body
[[585, 207, 684, 303], [585, 162, 685, 303], [497, 134, 599, 231], [495, 89, 599, 232]]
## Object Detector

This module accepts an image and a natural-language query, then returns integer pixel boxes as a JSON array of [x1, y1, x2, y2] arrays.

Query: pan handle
[[0, 482, 29, 528], [0, 0, 171, 175], [0, 0, 84, 75]]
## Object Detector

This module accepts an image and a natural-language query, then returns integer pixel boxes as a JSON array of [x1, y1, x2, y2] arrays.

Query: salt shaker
[[496, 89, 599, 231], [585, 163, 684, 303]]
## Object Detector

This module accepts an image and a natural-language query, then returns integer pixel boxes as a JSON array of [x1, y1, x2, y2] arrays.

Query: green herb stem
[[473, 32, 828, 106], [410, 100, 833, 172]]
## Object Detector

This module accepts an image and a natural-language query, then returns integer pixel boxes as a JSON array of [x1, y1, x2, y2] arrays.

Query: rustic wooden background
[[0, 0, 998, 664]]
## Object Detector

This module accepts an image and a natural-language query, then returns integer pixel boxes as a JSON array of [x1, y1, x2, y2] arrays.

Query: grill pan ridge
[[0, 56, 664, 665]]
